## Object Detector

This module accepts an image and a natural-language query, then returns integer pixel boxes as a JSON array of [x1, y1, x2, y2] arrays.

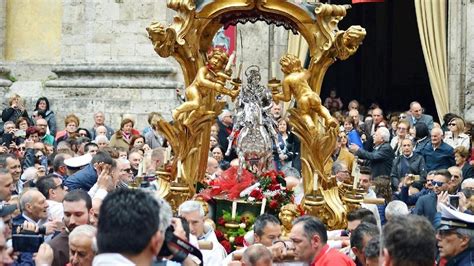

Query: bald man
[[416, 127, 455, 171], [407, 101, 434, 131]]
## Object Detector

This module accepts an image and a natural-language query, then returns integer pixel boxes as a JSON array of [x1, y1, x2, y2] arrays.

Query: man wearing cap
[[437, 203, 474, 265], [64, 151, 114, 191]]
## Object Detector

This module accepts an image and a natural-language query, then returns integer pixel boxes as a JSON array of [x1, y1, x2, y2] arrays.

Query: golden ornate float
[[147, 0, 366, 229]]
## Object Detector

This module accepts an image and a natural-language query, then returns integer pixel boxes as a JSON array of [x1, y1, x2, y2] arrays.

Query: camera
[[158, 225, 203, 265], [449, 195, 460, 209], [12, 234, 44, 253]]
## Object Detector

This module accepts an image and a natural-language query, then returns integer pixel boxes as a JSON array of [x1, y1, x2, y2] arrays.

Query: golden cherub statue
[[172, 48, 240, 124], [273, 54, 338, 132], [278, 203, 301, 239]]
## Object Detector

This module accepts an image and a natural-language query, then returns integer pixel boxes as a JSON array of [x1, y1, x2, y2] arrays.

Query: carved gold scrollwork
[[149, 0, 366, 229]]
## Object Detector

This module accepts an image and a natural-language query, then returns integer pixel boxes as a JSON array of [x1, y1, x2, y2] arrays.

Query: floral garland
[[243, 170, 294, 210]]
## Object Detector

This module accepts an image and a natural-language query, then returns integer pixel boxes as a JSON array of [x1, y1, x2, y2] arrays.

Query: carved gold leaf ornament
[[149, 0, 366, 229]]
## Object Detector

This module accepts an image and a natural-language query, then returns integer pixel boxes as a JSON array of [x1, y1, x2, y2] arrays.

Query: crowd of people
[[0, 90, 473, 266]]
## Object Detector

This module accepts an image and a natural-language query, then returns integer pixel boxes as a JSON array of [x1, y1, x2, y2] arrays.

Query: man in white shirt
[[36, 175, 67, 221], [179, 200, 227, 266]]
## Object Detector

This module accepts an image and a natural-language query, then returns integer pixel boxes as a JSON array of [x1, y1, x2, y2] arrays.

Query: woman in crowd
[[55, 114, 80, 142], [275, 118, 300, 170], [209, 135, 219, 153], [343, 117, 363, 148], [444, 117, 470, 149], [34, 97, 57, 136], [2, 94, 32, 130], [130, 135, 146, 150], [76, 128, 92, 139], [210, 123, 219, 138], [390, 120, 411, 157], [15, 117, 30, 131], [212, 145, 230, 171], [110, 118, 138, 150], [454, 146, 474, 179]]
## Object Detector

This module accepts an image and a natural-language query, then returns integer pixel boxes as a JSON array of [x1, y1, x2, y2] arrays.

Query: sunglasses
[[18, 147, 26, 151], [448, 123, 456, 126], [432, 181, 445, 187]]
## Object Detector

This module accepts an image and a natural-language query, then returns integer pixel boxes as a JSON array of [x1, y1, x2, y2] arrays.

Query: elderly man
[[448, 166, 463, 194], [390, 138, 427, 190], [384, 200, 409, 221], [290, 216, 354, 265], [350, 127, 394, 178], [332, 161, 351, 183], [179, 200, 226, 266], [407, 101, 434, 131], [36, 175, 67, 221], [92, 189, 168, 265], [382, 215, 436, 266], [13, 189, 60, 264], [417, 127, 455, 172], [89, 111, 114, 140], [0, 169, 15, 201], [69, 225, 97, 266], [48, 190, 92, 266], [413, 169, 451, 227], [217, 109, 235, 161], [348, 109, 365, 134], [116, 158, 133, 188]]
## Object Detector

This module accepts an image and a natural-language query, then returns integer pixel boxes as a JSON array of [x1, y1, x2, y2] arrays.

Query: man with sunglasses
[[413, 169, 452, 227], [437, 203, 474, 265]]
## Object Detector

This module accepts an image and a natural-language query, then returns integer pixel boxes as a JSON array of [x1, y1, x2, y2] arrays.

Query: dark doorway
[[319, 0, 436, 120]]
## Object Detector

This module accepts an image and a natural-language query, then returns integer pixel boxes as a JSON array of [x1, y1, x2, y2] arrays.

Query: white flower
[[248, 196, 255, 202], [229, 236, 235, 243], [239, 223, 246, 229]]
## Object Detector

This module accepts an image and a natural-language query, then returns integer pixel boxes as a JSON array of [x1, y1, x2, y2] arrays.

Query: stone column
[[465, 1, 474, 122]]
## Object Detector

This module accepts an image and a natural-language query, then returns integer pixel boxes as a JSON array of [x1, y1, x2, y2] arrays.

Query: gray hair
[[94, 135, 109, 144], [21, 167, 38, 182], [69, 225, 98, 253], [178, 200, 205, 217], [462, 178, 474, 190], [19, 188, 39, 210], [242, 244, 272, 266], [385, 200, 409, 221], [218, 109, 232, 122], [282, 166, 301, 179], [377, 127, 390, 143], [331, 161, 347, 175], [155, 196, 173, 232], [3, 121, 14, 130]]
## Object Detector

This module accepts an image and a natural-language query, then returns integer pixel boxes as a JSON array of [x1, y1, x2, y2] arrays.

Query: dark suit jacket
[[413, 192, 438, 227], [64, 163, 97, 191], [356, 142, 394, 178]]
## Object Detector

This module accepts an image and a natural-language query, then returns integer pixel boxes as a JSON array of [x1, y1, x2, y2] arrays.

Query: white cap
[[64, 153, 93, 168]]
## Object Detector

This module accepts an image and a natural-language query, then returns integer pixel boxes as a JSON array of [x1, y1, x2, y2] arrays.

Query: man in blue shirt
[[417, 127, 455, 172]]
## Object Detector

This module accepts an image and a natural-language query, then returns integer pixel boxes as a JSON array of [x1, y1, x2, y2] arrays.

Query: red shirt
[[311, 244, 355, 266]]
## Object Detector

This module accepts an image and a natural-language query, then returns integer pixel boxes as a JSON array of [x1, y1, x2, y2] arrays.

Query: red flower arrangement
[[243, 170, 294, 210]]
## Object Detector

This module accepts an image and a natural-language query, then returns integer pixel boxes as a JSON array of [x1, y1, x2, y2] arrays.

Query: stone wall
[[0, 0, 5, 61], [464, 2, 474, 122]]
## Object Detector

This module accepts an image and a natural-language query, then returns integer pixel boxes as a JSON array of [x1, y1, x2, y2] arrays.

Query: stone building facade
[[0, 0, 289, 131], [0, 0, 472, 133]]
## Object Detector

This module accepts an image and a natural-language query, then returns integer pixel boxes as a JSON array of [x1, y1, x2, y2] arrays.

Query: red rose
[[269, 184, 281, 191], [215, 230, 224, 240], [269, 200, 279, 209], [250, 189, 264, 200], [234, 236, 244, 246], [221, 240, 232, 253], [217, 217, 226, 226]]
